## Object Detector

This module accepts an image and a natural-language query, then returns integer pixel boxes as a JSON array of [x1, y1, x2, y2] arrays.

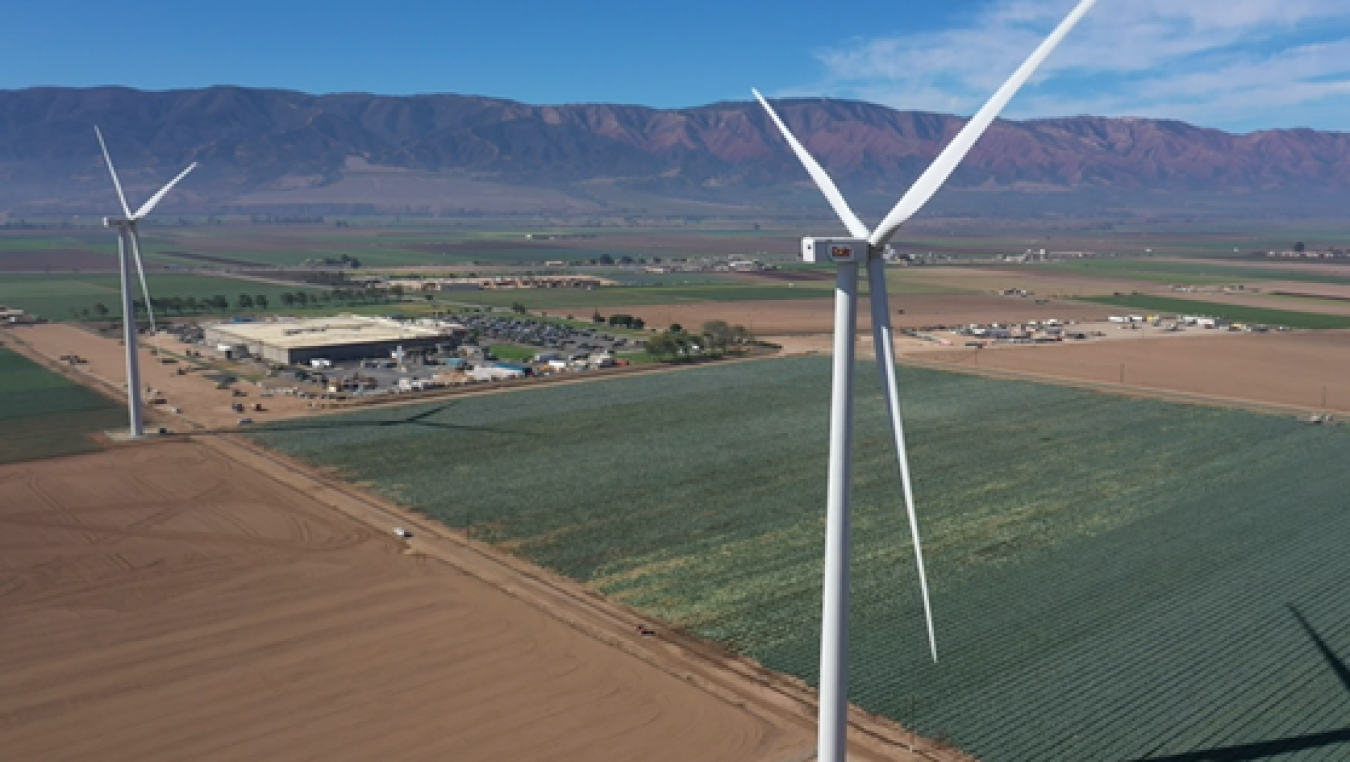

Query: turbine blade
[[94, 126, 132, 218], [752, 89, 870, 240], [134, 162, 197, 219], [868, 257, 936, 661], [128, 229, 160, 349], [868, 0, 1097, 248]]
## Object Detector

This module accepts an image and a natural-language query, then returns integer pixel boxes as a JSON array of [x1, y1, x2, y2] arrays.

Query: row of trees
[[645, 320, 753, 361], [592, 312, 646, 329], [73, 287, 406, 321]]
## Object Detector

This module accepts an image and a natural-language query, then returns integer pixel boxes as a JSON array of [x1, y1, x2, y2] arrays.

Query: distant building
[[0, 306, 39, 324], [202, 315, 449, 365]]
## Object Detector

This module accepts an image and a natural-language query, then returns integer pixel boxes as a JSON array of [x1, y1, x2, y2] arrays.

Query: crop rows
[[0, 349, 125, 463], [251, 357, 1350, 760]]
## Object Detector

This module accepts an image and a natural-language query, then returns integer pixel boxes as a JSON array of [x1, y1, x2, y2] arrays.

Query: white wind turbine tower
[[95, 127, 197, 438], [751, 1, 1097, 759]]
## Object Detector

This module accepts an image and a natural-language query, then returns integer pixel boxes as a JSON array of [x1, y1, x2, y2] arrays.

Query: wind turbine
[[751, 1, 1097, 759], [95, 127, 197, 438]]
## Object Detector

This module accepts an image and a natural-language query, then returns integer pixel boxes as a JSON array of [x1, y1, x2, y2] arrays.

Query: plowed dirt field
[[0, 439, 833, 761]]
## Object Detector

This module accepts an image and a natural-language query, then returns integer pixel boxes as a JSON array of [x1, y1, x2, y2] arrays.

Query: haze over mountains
[[1, 86, 1348, 219]]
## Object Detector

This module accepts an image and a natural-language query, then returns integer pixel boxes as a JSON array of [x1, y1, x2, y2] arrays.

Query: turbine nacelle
[[801, 237, 872, 264]]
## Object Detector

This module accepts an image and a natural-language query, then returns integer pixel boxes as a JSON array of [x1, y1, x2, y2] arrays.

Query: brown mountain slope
[[0, 86, 1346, 215]]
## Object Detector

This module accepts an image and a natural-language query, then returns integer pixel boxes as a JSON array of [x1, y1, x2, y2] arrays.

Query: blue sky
[[6, 0, 1348, 132]]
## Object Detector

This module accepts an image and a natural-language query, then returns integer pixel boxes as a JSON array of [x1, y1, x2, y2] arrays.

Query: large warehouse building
[[203, 316, 453, 365]]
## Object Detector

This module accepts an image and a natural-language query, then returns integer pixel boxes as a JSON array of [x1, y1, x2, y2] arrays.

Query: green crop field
[[0, 347, 125, 463], [249, 357, 1350, 761], [446, 283, 834, 310], [1079, 294, 1350, 329], [446, 278, 961, 312], [0, 273, 333, 321]]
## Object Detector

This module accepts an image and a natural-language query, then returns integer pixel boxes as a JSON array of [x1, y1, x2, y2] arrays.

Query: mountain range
[[1, 86, 1347, 219]]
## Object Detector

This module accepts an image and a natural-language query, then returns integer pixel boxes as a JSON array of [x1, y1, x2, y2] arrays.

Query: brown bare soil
[[0, 440, 811, 761], [911, 331, 1350, 413], [614, 294, 1113, 333]]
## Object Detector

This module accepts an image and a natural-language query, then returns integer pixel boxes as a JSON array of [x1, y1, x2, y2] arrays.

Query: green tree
[[237, 294, 255, 310], [702, 320, 732, 355], [93, 302, 109, 319], [673, 332, 699, 357], [255, 294, 268, 310], [645, 333, 676, 361]]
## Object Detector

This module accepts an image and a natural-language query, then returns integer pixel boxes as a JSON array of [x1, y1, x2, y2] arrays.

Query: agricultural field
[[66, 225, 807, 269], [249, 357, 1350, 761], [1048, 258, 1350, 287], [1078, 294, 1350, 329], [0, 346, 124, 463], [7, 222, 1336, 272], [448, 283, 833, 312], [0, 273, 332, 321], [444, 275, 974, 313]]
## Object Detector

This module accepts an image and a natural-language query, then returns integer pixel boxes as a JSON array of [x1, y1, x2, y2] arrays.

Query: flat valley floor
[[0, 438, 853, 762]]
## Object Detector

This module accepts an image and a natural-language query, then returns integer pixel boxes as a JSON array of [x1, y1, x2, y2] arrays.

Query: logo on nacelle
[[830, 246, 854, 261]]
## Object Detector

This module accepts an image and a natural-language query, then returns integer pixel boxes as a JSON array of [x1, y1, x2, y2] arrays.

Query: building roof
[[207, 315, 447, 350]]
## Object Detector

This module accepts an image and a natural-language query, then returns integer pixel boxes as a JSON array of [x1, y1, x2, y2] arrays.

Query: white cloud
[[794, 0, 1350, 131]]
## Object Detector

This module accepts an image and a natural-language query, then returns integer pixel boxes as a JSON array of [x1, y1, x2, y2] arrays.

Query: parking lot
[[450, 312, 638, 355]]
